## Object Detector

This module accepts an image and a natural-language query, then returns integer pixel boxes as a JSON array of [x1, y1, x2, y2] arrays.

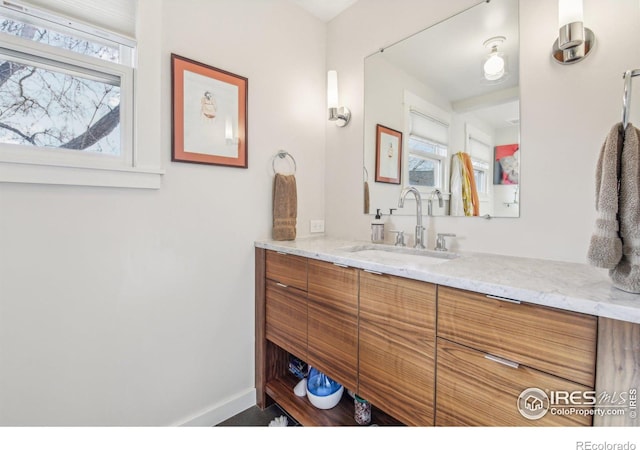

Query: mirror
[[363, 0, 520, 218]]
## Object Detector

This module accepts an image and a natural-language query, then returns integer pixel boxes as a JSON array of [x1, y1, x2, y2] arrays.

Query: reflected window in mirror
[[404, 93, 451, 199], [466, 125, 493, 213], [407, 113, 448, 191]]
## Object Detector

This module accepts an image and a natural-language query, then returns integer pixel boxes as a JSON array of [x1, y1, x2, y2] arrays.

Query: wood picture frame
[[171, 54, 248, 168], [375, 124, 402, 184]]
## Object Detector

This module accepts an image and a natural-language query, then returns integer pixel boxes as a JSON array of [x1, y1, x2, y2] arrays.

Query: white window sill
[[0, 160, 164, 189]]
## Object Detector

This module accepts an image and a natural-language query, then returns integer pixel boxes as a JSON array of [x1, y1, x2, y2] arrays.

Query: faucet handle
[[435, 233, 456, 252], [389, 230, 406, 247]]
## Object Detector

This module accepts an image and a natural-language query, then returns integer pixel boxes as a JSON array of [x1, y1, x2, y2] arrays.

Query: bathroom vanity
[[254, 237, 640, 427]]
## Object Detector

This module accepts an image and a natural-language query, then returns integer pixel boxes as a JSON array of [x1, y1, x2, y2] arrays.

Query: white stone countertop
[[255, 235, 640, 324]]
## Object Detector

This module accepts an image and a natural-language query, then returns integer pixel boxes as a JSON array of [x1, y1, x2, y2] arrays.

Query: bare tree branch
[[0, 122, 36, 144], [60, 105, 119, 150], [0, 23, 38, 88], [0, 62, 22, 89]]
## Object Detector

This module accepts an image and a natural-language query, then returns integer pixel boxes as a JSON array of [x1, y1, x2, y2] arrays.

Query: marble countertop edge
[[255, 236, 640, 324]]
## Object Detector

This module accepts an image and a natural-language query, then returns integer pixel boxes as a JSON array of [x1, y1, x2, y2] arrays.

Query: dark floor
[[216, 404, 300, 426]]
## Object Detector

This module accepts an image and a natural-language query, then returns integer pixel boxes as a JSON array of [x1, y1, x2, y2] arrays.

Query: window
[[407, 109, 448, 191], [465, 125, 493, 198], [0, 0, 163, 188]]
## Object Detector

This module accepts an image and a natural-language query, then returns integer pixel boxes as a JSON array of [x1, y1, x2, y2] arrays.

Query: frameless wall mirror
[[363, 0, 520, 218]]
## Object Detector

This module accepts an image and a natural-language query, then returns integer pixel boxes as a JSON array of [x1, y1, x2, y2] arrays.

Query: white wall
[[0, 0, 326, 426], [326, 0, 640, 263]]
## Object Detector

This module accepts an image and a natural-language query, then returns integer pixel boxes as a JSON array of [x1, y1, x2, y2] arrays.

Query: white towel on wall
[[450, 154, 464, 216]]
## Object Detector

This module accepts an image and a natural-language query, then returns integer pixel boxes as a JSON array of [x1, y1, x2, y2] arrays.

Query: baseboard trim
[[175, 388, 256, 426]]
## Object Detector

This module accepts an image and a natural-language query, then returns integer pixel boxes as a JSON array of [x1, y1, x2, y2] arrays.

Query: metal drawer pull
[[364, 269, 382, 275], [484, 354, 520, 369], [486, 294, 521, 305], [333, 263, 349, 268], [276, 282, 288, 288]]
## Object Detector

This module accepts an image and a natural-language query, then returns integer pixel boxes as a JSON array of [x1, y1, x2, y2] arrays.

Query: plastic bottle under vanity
[[371, 209, 384, 243]]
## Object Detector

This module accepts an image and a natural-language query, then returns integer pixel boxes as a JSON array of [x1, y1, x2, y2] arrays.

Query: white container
[[306, 384, 344, 410]]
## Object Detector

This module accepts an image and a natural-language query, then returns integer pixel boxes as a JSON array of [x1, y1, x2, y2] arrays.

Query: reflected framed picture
[[494, 143, 519, 185], [171, 54, 248, 168], [375, 124, 402, 184]]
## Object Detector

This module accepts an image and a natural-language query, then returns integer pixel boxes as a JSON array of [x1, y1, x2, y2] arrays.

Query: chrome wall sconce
[[552, 0, 595, 64], [327, 70, 351, 127]]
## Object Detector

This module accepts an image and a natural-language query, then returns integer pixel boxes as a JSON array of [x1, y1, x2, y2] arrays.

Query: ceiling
[[289, 0, 359, 22], [291, 0, 519, 129], [374, 0, 520, 129]]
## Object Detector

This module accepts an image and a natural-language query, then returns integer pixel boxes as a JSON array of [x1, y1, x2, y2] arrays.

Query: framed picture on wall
[[375, 124, 402, 184], [171, 54, 248, 168], [493, 144, 519, 185]]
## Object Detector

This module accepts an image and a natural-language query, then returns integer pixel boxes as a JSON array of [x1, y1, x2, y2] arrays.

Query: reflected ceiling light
[[483, 36, 506, 82], [552, 0, 595, 64], [327, 70, 351, 127]]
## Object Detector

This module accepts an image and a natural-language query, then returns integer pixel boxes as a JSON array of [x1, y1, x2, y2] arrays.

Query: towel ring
[[622, 69, 640, 129], [272, 150, 296, 175]]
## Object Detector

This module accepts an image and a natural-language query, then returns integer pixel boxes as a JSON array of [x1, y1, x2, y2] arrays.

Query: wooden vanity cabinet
[[435, 285, 598, 426], [257, 248, 601, 427], [307, 259, 359, 393], [358, 271, 436, 426], [264, 251, 308, 360]]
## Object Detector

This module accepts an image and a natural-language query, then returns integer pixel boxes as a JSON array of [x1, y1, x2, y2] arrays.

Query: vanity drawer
[[359, 271, 437, 426], [435, 338, 592, 426], [265, 250, 308, 291], [265, 280, 307, 360], [307, 259, 359, 393], [437, 286, 597, 387]]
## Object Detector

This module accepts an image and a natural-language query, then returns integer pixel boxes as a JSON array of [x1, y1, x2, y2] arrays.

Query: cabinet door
[[437, 286, 597, 387], [266, 250, 308, 291], [307, 260, 358, 393], [359, 271, 436, 426], [265, 280, 307, 360], [435, 338, 593, 426]]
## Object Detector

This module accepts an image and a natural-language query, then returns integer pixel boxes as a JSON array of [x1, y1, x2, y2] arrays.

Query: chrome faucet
[[427, 189, 443, 216], [398, 186, 425, 249]]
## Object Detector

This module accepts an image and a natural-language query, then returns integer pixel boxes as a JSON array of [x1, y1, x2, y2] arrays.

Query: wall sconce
[[552, 0, 595, 64], [483, 36, 507, 82], [327, 70, 351, 127]]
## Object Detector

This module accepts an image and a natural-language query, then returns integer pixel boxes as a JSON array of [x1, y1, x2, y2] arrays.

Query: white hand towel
[[610, 124, 640, 293], [587, 123, 624, 268]]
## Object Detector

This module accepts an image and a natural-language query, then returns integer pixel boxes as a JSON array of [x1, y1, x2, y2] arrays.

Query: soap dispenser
[[371, 209, 384, 243]]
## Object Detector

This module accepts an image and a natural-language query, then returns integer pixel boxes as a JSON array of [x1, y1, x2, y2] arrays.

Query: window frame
[[0, 4, 164, 189], [403, 100, 451, 198], [465, 124, 493, 202], [406, 134, 447, 191]]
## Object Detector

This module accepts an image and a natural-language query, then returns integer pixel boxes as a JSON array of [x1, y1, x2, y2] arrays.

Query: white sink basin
[[338, 244, 459, 265]]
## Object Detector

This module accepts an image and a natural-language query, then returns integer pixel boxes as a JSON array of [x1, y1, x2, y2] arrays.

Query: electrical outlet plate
[[310, 219, 325, 233]]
